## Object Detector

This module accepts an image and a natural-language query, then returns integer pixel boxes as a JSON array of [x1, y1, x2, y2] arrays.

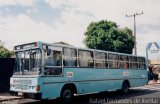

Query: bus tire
[[60, 88, 73, 104], [121, 81, 130, 94]]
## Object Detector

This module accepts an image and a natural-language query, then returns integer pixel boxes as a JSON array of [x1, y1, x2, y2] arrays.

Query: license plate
[[18, 92, 23, 96]]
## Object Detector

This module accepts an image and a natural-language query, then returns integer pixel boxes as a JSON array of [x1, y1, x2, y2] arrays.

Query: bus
[[10, 41, 148, 102]]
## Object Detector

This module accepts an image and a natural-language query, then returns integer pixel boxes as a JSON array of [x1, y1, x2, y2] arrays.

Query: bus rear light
[[36, 85, 40, 91]]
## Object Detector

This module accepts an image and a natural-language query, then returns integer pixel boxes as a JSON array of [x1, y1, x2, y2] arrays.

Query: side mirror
[[47, 48, 51, 56]]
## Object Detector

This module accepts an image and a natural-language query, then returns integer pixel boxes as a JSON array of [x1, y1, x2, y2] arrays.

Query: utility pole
[[126, 11, 143, 55]]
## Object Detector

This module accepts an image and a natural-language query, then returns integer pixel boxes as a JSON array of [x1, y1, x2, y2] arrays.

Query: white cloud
[[0, 14, 85, 50], [44, 0, 69, 8], [46, 0, 160, 57], [0, 0, 35, 7], [1, 0, 160, 58]]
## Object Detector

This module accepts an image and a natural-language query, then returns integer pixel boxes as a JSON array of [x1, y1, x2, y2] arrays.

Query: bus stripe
[[43, 77, 147, 84]]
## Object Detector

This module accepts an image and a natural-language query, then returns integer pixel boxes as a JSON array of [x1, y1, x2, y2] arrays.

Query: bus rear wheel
[[61, 88, 73, 103], [121, 82, 129, 94]]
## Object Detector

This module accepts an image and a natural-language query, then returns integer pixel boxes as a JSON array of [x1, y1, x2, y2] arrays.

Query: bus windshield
[[14, 49, 41, 75]]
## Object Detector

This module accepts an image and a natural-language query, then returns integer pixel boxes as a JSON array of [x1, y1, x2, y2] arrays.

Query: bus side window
[[45, 50, 62, 66], [63, 48, 77, 67], [129, 56, 138, 69], [78, 50, 94, 67], [108, 53, 119, 69], [44, 50, 54, 66], [94, 52, 106, 68], [138, 57, 146, 69], [119, 55, 129, 69], [53, 51, 62, 66], [44, 49, 62, 76], [124, 63, 129, 69], [44, 67, 62, 75]]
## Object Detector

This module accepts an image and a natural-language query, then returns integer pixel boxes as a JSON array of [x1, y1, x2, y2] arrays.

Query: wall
[[0, 58, 15, 93]]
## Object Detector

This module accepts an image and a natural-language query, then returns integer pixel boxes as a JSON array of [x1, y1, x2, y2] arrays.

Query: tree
[[0, 41, 12, 58], [84, 20, 135, 54]]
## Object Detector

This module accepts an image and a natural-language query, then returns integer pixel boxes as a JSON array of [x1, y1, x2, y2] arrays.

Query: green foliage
[[84, 20, 135, 54], [0, 45, 12, 58]]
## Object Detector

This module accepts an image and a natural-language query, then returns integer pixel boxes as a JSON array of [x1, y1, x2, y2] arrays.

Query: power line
[[126, 11, 143, 55]]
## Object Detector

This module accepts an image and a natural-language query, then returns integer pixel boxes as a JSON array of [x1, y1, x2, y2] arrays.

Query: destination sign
[[14, 42, 37, 50]]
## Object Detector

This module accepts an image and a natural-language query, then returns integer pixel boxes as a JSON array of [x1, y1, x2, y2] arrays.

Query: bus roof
[[39, 41, 145, 58], [14, 41, 145, 58]]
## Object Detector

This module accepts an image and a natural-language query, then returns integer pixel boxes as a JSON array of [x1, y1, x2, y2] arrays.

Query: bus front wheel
[[121, 81, 129, 94], [61, 88, 73, 103]]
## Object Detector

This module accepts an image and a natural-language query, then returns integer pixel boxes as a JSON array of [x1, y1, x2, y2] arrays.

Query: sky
[[0, 0, 160, 57]]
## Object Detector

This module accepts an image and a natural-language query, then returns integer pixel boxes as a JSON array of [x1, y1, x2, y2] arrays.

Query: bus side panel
[[41, 77, 64, 99], [126, 70, 148, 87], [40, 68, 148, 99], [64, 68, 148, 94], [76, 80, 123, 94], [129, 79, 148, 87], [64, 68, 125, 94]]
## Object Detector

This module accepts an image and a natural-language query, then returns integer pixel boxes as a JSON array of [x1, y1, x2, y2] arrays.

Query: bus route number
[[67, 72, 73, 77], [123, 71, 129, 76]]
